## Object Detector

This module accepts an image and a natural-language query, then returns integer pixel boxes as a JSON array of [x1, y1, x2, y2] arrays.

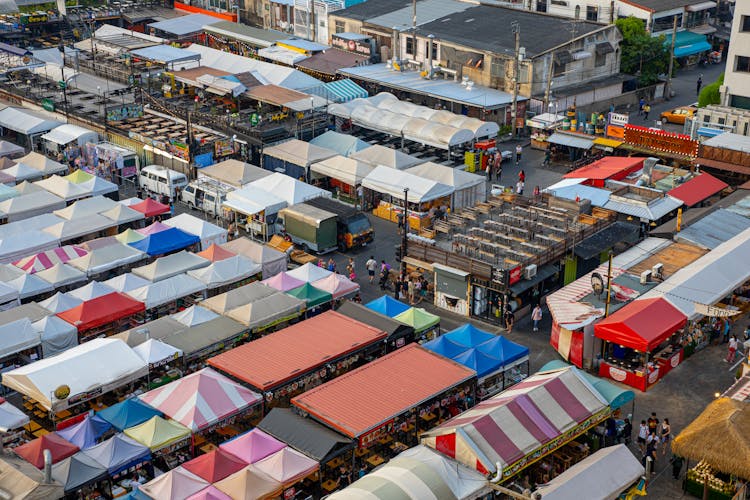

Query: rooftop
[[416, 5, 605, 58], [203, 21, 288, 48], [619, 0, 707, 13], [332, 0, 410, 21], [366, 0, 473, 32]]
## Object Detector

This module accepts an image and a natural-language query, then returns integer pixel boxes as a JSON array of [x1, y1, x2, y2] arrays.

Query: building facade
[[721, 1, 750, 110]]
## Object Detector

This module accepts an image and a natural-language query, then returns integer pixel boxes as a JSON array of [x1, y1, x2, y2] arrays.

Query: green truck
[[278, 198, 373, 254]]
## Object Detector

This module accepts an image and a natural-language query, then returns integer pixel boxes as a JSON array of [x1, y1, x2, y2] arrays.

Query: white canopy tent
[[0, 191, 66, 222], [262, 139, 337, 169], [285, 262, 332, 283], [35, 263, 87, 289], [534, 444, 643, 500], [66, 244, 146, 277], [77, 176, 118, 197], [223, 188, 287, 217], [15, 152, 68, 176], [0, 107, 61, 136], [33, 176, 88, 202], [38, 291, 83, 314], [0, 231, 59, 265], [187, 255, 261, 289], [65, 281, 115, 302], [1, 338, 148, 411], [0, 318, 40, 359], [0, 402, 29, 432], [350, 144, 424, 170], [221, 237, 287, 280], [100, 204, 144, 225], [0, 282, 19, 310], [42, 214, 116, 243], [132, 251, 210, 282], [163, 214, 228, 251], [0, 140, 24, 159], [102, 273, 150, 294], [41, 124, 99, 148], [53, 196, 117, 220], [33, 315, 78, 357], [362, 166, 454, 205], [133, 339, 183, 367], [2, 163, 45, 183], [309, 155, 375, 187], [0, 213, 61, 239], [6, 273, 54, 300], [405, 162, 486, 209], [247, 172, 331, 206], [126, 274, 206, 310], [198, 159, 271, 188], [172, 305, 219, 327]]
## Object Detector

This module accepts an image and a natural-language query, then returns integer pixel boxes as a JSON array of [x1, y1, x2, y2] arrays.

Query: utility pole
[[186, 109, 195, 180], [412, 0, 417, 59], [401, 187, 409, 278], [604, 251, 613, 317], [544, 55, 553, 114], [510, 21, 520, 140], [665, 15, 678, 100]]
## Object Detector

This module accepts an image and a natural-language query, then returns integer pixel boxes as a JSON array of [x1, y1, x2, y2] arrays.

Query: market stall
[[0, 455, 64, 499], [66, 243, 146, 278], [102, 274, 150, 294], [0, 140, 24, 159], [57, 292, 146, 341], [140, 466, 209, 500], [214, 466, 283, 499], [424, 324, 529, 399], [33, 176, 89, 203], [128, 228, 201, 256], [200, 282, 277, 315], [365, 295, 411, 318], [129, 198, 170, 219], [0, 318, 41, 370], [198, 159, 271, 189], [65, 281, 116, 302], [595, 297, 687, 391], [197, 243, 236, 263], [41, 125, 99, 155], [0, 191, 66, 222], [48, 447, 107, 495], [181, 448, 247, 483], [125, 274, 206, 321], [187, 255, 261, 297], [336, 301, 416, 352], [405, 162, 486, 210], [35, 264, 87, 291], [115, 229, 145, 245], [263, 272, 306, 292], [221, 237, 287, 280], [161, 316, 248, 371], [527, 113, 566, 150], [132, 251, 210, 282], [393, 307, 440, 340], [310, 273, 359, 300], [81, 434, 152, 487], [34, 316, 78, 357], [93, 398, 163, 433], [292, 344, 476, 469], [672, 398, 750, 500], [14, 245, 88, 274], [14, 433, 79, 468], [261, 139, 337, 182], [225, 292, 305, 334], [132, 339, 183, 378], [362, 166, 453, 230], [0, 400, 30, 443], [253, 447, 319, 492], [309, 155, 374, 197], [249, 172, 332, 207], [0, 107, 61, 152], [222, 187, 287, 241], [208, 311, 387, 407], [421, 366, 611, 481], [286, 262, 333, 283], [350, 144, 424, 171], [286, 283, 332, 310], [123, 416, 191, 469], [164, 214, 228, 251], [219, 428, 286, 465], [6, 272, 55, 302], [56, 415, 112, 450]]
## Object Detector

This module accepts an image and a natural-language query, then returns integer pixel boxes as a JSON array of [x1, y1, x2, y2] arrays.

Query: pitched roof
[[668, 172, 728, 207], [291, 344, 475, 438]]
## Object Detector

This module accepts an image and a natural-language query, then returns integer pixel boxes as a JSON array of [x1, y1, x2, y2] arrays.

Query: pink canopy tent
[[311, 273, 360, 299], [138, 368, 262, 433], [253, 447, 319, 486], [186, 486, 232, 500], [137, 221, 171, 236], [219, 429, 285, 464], [14, 246, 88, 274], [140, 467, 209, 500], [261, 272, 305, 292]]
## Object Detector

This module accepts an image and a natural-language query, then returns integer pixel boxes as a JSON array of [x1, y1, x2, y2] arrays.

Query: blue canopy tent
[[56, 416, 112, 450], [82, 434, 151, 477], [443, 324, 495, 347], [128, 228, 200, 256], [365, 295, 410, 318], [665, 31, 712, 58], [540, 360, 635, 410], [93, 398, 163, 432], [423, 335, 470, 359], [452, 348, 502, 378], [476, 336, 529, 367]]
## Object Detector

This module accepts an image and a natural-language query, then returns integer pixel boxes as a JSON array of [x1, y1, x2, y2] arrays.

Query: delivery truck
[[278, 198, 373, 254]]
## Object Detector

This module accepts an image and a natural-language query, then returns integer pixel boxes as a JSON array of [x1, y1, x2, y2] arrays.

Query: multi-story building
[[721, 0, 750, 110]]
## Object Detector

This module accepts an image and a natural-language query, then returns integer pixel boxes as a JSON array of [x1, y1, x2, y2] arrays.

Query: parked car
[[660, 105, 697, 125], [139, 165, 188, 200]]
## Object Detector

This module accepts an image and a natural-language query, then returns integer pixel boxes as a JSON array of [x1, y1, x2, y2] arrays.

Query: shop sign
[[106, 104, 144, 122], [623, 125, 699, 157], [250, 113, 260, 127], [283, 488, 296, 500], [155, 437, 190, 456], [694, 303, 741, 318], [508, 266, 522, 285], [359, 420, 394, 448], [149, 352, 181, 369], [608, 365, 627, 382], [21, 14, 48, 24], [168, 139, 189, 160], [608, 112, 628, 127], [606, 125, 624, 139], [331, 34, 372, 57], [41, 98, 55, 112], [491, 268, 507, 286], [214, 139, 235, 157]]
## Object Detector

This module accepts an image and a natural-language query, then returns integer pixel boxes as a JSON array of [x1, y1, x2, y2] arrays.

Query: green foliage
[[498, 125, 512, 136], [698, 73, 724, 108], [615, 17, 672, 87]]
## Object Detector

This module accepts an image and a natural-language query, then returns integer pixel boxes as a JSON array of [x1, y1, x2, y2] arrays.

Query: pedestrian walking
[[531, 304, 542, 332], [494, 152, 502, 180], [644, 436, 658, 473], [504, 309, 514, 333], [643, 103, 651, 121], [516, 180, 525, 196], [518, 169, 526, 183], [647, 412, 659, 434], [327, 258, 336, 272], [543, 147, 551, 167], [726, 334, 738, 363], [407, 277, 415, 304], [660, 418, 671, 456], [697, 75, 703, 95], [366, 256, 377, 283], [485, 162, 492, 182], [638, 97, 645, 116], [637, 420, 648, 453], [515, 144, 522, 165], [620, 418, 632, 445]]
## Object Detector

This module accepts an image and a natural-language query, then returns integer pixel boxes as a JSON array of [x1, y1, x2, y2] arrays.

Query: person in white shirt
[[727, 335, 738, 363], [365, 256, 377, 284]]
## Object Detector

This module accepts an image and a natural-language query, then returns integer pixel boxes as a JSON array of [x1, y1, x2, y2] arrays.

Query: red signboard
[[358, 420, 394, 448], [508, 266, 522, 286], [623, 124, 699, 157]]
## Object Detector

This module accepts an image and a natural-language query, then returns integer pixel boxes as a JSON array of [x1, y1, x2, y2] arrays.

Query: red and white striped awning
[[13, 245, 88, 274]]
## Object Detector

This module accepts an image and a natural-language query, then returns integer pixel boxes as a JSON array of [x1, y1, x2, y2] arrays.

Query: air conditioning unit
[[524, 264, 537, 280], [652, 263, 664, 279], [640, 270, 652, 285]]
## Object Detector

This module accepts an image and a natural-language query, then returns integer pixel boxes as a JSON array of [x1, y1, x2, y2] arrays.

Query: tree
[[615, 17, 672, 87], [698, 73, 724, 107]]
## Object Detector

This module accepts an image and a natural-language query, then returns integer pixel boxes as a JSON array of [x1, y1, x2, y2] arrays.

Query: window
[[405, 37, 414, 55], [736, 56, 750, 73], [490, 58, 504, 77], [653, 14, 682, 32], [595, 52, 606, 67], [731, 95, 750, 111], [550, 0, 567, 5], [335, 20, 345, 33], [586, 6, 598, 22], [742, 16, 750, 33], [424, 40, 437, 59], [574, 5, 580, 19], [554, 60, 566, 76], [536, 0, 547, 12]]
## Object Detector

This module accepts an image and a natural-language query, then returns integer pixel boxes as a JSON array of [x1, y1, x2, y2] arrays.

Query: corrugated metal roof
[[564, 156, 644, 180], [291, 344, 475, 438], [207, 311, 386, 391], [546, 184, 611, 207], [702, 132, 750, 153], [204, 21, 288, 47], [366, 0, 472, 30], [149, 13, 217, 36], [602, 195, 682, 221], [726, 193, 750, 218], [667, 172, 728, 206], [675, 209, 750, 250]]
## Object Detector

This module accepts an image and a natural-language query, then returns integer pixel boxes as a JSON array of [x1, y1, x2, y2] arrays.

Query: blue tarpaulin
[[666, 31, 711, 58], [82, 434, 151, 475], [365, 295, 410, 318], [443, 324, 495, 348], [56, 416, 112, 450], [452, 348, 502, 378], [128, 227, 200, 256], [93, 398, 163, 432]]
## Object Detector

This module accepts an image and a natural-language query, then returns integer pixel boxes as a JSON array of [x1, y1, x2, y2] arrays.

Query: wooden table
[[32, 429, 50, 438], [366, 454, 385, 467], [355, 447, 369, 458], [420, 413, 436, 422], [24, 421, 41, 433], [326, 457, 344, 469], [200, 443, 218, 454], [377, 435, 393, 445], [322, 479, 338, 492], [389, 441, 408, 453], [55, 410, 72, 420]]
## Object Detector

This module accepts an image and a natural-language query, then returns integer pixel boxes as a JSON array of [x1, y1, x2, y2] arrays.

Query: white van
[[139, 165, 188, 200], [180, 179, 230, 217]]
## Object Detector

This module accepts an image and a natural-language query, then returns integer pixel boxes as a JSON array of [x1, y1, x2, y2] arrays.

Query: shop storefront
[[527, 113, 565, 150]]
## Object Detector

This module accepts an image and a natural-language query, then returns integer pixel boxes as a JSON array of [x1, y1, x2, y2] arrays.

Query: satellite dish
[[54, 385, 70, 400], [591, 272, 605, 297]]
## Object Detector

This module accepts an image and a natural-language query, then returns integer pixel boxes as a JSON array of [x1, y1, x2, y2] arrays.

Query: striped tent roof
[[421, 367, 609, 475], [13, 246, 88, 274]]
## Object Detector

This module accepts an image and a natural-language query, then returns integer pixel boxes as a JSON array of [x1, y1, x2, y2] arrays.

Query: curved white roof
[[310, 155, 375, 186], [362, 166, 454, 204]]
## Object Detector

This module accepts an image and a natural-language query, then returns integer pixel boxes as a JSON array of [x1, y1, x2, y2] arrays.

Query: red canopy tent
[[563, 157, 645, 187], [14, 433, 79, 468], [131, 198, 170, 218], [182, 449, 248, 483], [594, 297, 687, 352], [57, 292, 145, 332]]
